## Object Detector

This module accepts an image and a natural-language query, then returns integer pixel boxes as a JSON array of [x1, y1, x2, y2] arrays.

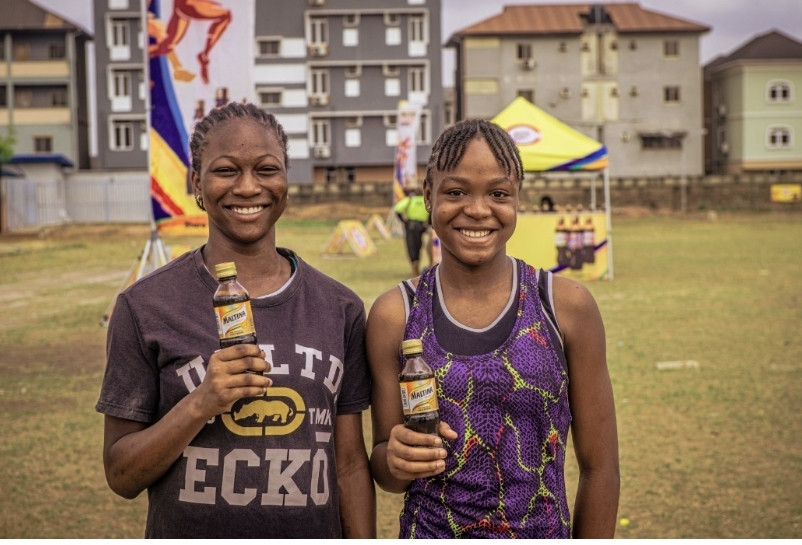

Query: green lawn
[[0, 211, 799, 538]]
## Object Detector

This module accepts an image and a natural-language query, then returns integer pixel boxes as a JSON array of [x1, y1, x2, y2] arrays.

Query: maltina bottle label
[[399, 378, 438, 416], [215, 301, 256, 340]]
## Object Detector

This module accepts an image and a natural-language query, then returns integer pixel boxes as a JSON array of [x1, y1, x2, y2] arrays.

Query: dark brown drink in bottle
[[399, 338, 439, 435], [213, 262, 258, 349]]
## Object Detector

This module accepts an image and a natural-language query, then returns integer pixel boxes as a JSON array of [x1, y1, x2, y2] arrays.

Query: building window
[[345, 65, 361, 78], [34, 136, 53, 153], [111, 20, 129, 48], [663, 86, 680, 103], [417, 112, 430, 144], [767, 81, 792, 103], [516, 43, 533, 60], [0, 86, 6, 107], [258, 90, 281, 107], [517, 89, 534, 102], [310, 69, 329, 95], [113, 71, 131, 99], [409, 66, 427, 94], [344, 79, 360, 97], [0, 41, 5, 60], [309, 17, 328, 44], [48, 42, 66, 59], [111, 120, 134, 151], [640, 133, 683, 149], [343, 13, 360, 27], [311, 119, 330, 146], [383, 114, 397, 128], [345, 127, 361, 147], [14, 89, 33, 108], [384, 12, 400, 26], [767, 126, 791, 149], [13, 42, 31, 61], [663, 40, 679, 57], [257, 39, 280, 57], [343, 28, 359, 47], [409, 15, 426, 43], [50, 88, 68, 106]]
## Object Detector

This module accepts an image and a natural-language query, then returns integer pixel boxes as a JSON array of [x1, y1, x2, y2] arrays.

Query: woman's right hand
[[193, 343, 273, 420], [385, 421, 457, 481]]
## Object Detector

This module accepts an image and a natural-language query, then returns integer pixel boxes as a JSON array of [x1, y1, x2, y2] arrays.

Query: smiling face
[[192, 117, 288, 249], [425, 136, 519, 269]]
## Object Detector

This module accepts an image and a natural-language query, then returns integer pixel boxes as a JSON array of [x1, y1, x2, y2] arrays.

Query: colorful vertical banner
[[146, 0, 254, 234], [393, 100, 422, 203]]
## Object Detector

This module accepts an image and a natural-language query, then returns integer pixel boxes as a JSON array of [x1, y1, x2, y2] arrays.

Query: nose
[[232, 169, 262, 196], [463, 194, 490, 219]]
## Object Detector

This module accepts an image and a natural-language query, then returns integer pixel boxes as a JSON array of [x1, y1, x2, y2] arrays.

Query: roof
[[448, 2, 710, 43], [9, 154, 75, 168], [0, 0, 88, 34], [704, 30, 802, 71]]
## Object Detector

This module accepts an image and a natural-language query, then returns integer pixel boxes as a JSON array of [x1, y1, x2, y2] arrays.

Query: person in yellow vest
[[394, 187, 430, 276]]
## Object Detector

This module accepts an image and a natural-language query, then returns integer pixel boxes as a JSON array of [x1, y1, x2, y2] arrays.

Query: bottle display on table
[[398, 338, 440, 436], [213, 261, 258, 349]]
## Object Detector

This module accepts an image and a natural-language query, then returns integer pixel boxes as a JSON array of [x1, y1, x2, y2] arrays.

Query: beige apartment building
[[447, 3, 710, 178]]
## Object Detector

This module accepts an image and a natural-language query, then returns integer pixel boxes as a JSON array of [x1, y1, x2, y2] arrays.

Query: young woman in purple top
[[367, 119, 619, 538]]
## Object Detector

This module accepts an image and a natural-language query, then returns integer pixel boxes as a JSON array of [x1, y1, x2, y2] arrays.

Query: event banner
[[393, 100, 422, 203], [146, 0, 255, 234], [507, 211, 609, 281]]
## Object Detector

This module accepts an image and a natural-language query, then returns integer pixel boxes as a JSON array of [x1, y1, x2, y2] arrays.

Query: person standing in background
[[394, 187, 431, 276]]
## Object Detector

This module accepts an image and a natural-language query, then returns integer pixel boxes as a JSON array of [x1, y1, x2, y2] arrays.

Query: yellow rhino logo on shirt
[[222, 387, 305, 436], [234, 399, 294, 424]]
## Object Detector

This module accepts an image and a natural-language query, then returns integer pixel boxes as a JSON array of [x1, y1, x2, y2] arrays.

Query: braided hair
[[424, 119, 524, 187], [189, 101, 289, 175]]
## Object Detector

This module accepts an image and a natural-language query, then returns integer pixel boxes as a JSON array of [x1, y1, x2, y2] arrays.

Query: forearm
[[571, 467, 621, 538], [338, 461, 376, 538], [104, 394, 210, 499]]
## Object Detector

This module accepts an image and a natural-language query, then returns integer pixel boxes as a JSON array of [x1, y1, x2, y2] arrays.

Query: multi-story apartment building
[[704, 30, 802, 175], [90, 0, 443, 185], [254, 0, 443, 185], [0, 0, 91, 168], [91, 0, 148, 170], [446, 3, 710, 178]]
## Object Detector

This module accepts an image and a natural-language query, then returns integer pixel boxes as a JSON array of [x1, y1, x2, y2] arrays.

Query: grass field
[[0, 209, 800, 538]]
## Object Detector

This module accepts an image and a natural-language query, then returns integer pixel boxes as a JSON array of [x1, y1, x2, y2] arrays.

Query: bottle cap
[[214, 261, 237, 279], [401, 338, 423, 355]]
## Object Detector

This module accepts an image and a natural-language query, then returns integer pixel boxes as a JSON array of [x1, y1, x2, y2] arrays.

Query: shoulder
[[551, 274, 604, 341], [368, 284, 406, 328], [552, 274, 598, 314], [121, 249, 200, 300]]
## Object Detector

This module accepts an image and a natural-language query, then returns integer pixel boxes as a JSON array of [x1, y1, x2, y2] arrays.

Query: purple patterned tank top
[[400, 259, 572, 538]]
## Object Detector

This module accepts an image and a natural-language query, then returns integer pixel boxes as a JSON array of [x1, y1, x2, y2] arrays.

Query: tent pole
[[604, 168, 613, 280]]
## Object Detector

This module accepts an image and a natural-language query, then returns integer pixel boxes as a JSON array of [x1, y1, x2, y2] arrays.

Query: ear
[[423, 177, 432, 207], [191, 169, 201, 194]]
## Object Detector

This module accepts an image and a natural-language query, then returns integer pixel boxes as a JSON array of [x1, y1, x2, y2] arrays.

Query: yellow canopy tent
[[491, 96, 614, 279]]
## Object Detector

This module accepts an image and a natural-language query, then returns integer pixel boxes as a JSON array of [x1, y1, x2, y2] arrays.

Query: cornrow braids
[[189, 101, 289, 175], [424, 119, 524, 187]]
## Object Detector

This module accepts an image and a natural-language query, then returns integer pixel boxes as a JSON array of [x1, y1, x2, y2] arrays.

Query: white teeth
[[460, 229, 490, 238], [231, 206, 264, 215]]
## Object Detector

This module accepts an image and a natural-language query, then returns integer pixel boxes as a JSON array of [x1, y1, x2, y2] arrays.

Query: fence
[[1, 170, 800, 233]]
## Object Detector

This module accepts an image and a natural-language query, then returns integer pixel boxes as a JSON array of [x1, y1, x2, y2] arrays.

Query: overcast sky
[[33, 0, 802, 86]]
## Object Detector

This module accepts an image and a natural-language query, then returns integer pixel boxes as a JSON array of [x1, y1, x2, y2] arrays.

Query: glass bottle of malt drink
[[399, 338, 439, 435], [213, 262, 258, 348]]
